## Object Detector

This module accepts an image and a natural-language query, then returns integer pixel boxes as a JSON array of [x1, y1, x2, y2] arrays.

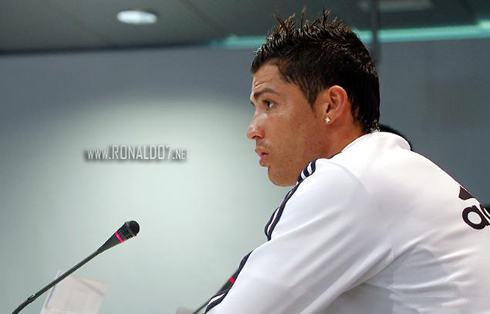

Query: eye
[[264, 101, 276, 110]]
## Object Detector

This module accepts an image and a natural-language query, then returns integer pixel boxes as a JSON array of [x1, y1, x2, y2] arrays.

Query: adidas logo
[[459, 186, 489, 230]]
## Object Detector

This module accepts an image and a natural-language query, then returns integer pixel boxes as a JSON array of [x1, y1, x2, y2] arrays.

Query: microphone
[[98, 220, 140, 253], [12, 221, 140, 314]]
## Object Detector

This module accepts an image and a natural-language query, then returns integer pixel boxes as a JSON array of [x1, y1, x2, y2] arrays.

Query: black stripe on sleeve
[[205, 160, 320, 312], [204, 252, 252, 313], [264, 207, 279, 238], [266, 159, 318, 240], [266, 184, 299, 241]]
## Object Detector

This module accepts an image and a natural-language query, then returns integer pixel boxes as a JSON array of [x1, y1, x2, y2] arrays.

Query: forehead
[[252, 64, 282, 88], [250, 64, 285, 100]]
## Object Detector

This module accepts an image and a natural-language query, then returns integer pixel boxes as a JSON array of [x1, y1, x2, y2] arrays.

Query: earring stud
[[325, 117, 331, 124]]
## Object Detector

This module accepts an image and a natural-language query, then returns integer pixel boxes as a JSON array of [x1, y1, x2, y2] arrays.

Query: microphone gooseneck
[[12, 221, 140, 314]]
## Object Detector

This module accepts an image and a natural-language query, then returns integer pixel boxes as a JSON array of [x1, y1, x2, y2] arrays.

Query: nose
[[247, 113, 263, 140]]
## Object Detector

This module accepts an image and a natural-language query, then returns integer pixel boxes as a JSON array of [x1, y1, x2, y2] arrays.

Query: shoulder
[[295, 159, 366, 206], [270, 159, 381, 238]]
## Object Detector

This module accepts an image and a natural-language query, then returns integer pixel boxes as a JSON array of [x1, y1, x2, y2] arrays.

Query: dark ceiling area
[[1, 0, 489, 54]]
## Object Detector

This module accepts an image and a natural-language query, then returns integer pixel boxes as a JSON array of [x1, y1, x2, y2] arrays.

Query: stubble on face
[[248, 64, 326, 186]]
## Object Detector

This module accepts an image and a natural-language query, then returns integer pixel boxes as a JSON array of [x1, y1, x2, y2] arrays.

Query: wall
[[0, 38, 488, 313], [378, 39, 489, 200]]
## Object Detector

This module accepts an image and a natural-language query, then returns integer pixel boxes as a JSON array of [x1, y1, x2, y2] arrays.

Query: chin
[[268, 169, 296, 187]]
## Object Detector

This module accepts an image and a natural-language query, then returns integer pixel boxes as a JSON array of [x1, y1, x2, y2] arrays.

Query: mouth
[[255, 148, 269, 166]]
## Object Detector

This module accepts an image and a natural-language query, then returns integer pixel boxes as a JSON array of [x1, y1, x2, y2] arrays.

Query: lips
[[255, 148, 270, 166]]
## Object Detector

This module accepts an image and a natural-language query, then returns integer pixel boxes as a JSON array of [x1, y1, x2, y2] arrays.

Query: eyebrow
[[251, 87, 280, 101]]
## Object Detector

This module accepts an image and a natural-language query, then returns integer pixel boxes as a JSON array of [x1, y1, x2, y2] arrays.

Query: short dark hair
[[251, 10, 380, 133]]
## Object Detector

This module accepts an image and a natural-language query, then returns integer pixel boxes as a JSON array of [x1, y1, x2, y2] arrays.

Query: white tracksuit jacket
[[206, 132, 490, 313]]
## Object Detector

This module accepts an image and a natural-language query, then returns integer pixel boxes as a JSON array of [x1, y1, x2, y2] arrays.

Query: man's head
[[247, 10, 380, 186]]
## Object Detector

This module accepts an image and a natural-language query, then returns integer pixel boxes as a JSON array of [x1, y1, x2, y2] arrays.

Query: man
[[205, 11, 489, 313]]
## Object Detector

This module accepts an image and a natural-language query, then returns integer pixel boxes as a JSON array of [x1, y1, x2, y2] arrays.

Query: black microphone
[[12, 221, 140, 314], [98, 220, 140, 253]]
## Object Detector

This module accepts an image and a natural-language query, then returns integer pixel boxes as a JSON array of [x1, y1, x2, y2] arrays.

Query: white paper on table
[[40, 272, 107, 314]]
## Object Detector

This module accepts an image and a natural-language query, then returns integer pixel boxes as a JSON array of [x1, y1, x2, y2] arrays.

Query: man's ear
[[315, 85, 350, 123]]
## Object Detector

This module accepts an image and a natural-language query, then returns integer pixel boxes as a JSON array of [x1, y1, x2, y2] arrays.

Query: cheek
[[273, 121, 298, 148], [290, 119, 322, 157], [269, 110, 318, 154], [274, 125, 309, 163], [290, 116, 317, 140]]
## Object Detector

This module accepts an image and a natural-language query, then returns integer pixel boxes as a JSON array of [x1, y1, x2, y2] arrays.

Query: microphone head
[[128, 220, 140, 236], [117, 220, 140, 241], [98, 220, 140, 253]]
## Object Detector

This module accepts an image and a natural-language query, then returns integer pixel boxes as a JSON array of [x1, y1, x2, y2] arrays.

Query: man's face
[[247, 64, 326, 186]]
